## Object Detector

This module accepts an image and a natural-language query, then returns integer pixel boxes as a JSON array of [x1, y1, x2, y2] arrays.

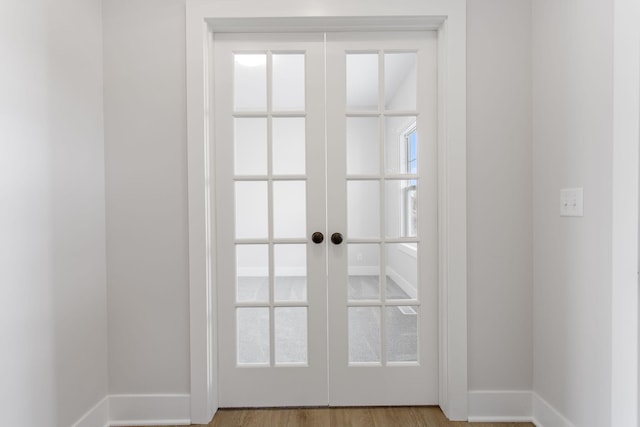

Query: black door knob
[[311, 232, 324, 244], [331, 232, 343, 245]]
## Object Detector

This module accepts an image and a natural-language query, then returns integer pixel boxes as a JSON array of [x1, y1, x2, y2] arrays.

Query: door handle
[[330, 233, 343, 245], [311, 232, 324, 244]]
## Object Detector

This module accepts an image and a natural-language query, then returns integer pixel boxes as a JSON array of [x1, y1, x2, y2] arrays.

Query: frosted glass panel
[[385, 243, 418, 300], [273, 117, 305, 175], [347, 117, 379, 175], [346, 53, 378, 111], [348, 307, 381, 363], [384, 52, 417, 111], [273, 181, 306, 238], [347, 180, 380, 238], [384, 117, 417, 174], [236, 244, 269, 303], [385, 180, 417, 238], [386, 306, 418, 362], [234, 118, 267, 175], [237, 307, 270, 365], [235, 181, 268, 239], [234, 54, 267, 111], [275, 307, 308, 364], [274, 244, 307, 302], [272, 54, 305, 111], [348, 244, 380, 301]]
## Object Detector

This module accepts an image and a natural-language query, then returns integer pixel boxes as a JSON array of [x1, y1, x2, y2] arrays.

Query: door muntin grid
[[233, 50, 310, 367], [345, 50, 421, 366]]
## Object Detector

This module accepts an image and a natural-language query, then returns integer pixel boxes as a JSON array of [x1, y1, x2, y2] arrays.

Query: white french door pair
[[214, 31, 438, 407]]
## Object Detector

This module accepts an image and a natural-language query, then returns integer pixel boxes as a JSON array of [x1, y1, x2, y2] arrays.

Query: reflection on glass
[[348, 244, 380, 301], [237, 307, 270, 365], [235, 181, 268, 239], [346, 53, 379, 111], [275, 307, 308, 364], [385, 180, 417, 238], [348, 306, 381, 363], [347, 180, 380, 238], [384, 52, 417, 111], [234, 53, 267, 111], [274, 244, 307, 302], [385, 243, 418, 300], [273, 117, 305, 175], [236, 244, 269, 303], [384, 117, 417, 174], [273, 181, 306, 238], [347, 117, 379, 175], [273, 54, 305, 111], [386, 305, 418, 362], [234, 118, 267, 175]]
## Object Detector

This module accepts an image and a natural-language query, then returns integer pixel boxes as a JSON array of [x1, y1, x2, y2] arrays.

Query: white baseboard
[[467, 390, 533, 422], [72, 394, 191, 426], [532, 393, 576, 427], [71, 396, 109, 427], [467, 390, 577, 427], [109, 394, 190, 426], [69, 390, 576, 427]]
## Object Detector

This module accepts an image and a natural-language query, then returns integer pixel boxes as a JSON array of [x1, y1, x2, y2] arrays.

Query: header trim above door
[[206, 16, 447, 33]]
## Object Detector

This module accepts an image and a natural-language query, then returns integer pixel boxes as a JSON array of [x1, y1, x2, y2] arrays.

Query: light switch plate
[[560, 188, 583, 217]]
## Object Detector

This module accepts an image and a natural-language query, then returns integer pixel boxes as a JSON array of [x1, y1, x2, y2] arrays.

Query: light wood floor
[[133, 406, 535, 427]]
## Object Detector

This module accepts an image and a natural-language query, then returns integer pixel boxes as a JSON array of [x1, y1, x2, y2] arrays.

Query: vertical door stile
[[265, 49, 275, 370], [326, 31, 438, 406], [377, 49, 388, 368], [215, 33, 328, 407]]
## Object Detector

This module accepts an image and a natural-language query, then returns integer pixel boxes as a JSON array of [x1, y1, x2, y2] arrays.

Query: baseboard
[[71, 396, 109, 427], [68, 390, 576, 427], [467, 390, 533, 422], [531, 393, 576, 427], [108, 394, 191, 426]]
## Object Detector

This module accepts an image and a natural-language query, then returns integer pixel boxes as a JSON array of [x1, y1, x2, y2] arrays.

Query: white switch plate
[[560, 188, 583, 217]]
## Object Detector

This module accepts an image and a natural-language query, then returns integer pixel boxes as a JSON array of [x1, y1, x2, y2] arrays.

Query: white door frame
[[185, 1, 468, 423], [611, 0, 640, 425]]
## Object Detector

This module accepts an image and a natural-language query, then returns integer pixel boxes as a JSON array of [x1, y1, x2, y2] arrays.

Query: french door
[[214, 31, 437, 407]]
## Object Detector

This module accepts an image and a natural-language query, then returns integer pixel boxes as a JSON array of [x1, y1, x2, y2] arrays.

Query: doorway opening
[[186, 10, 468, 423]]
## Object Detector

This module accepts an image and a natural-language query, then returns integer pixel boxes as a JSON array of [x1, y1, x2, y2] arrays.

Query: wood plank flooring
[[132, 406, 535, 427]]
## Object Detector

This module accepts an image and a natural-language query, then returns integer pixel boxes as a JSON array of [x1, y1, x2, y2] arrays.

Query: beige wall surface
[[103, 0, 191, 394], [532, 0, 614, 425], [467, 0, 533, 392]]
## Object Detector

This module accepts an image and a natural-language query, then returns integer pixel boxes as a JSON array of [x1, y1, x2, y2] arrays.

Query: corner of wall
[[531, 393, 577, 427], [71, 397, 109, 427], [466, 390, 580, 427], [467, 390, 533, 422], [71, 394, 192, 427]]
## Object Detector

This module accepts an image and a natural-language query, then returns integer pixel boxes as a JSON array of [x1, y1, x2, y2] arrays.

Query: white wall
[[0, 0, 108, 425], [467, 0, 533, 392], [103, 0, 191, 394], [532, 0, 614, 426], [103, 0, 535, 405]]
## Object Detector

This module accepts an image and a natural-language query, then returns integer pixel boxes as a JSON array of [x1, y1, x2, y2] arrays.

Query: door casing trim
[[185, 1, 467, 423]]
